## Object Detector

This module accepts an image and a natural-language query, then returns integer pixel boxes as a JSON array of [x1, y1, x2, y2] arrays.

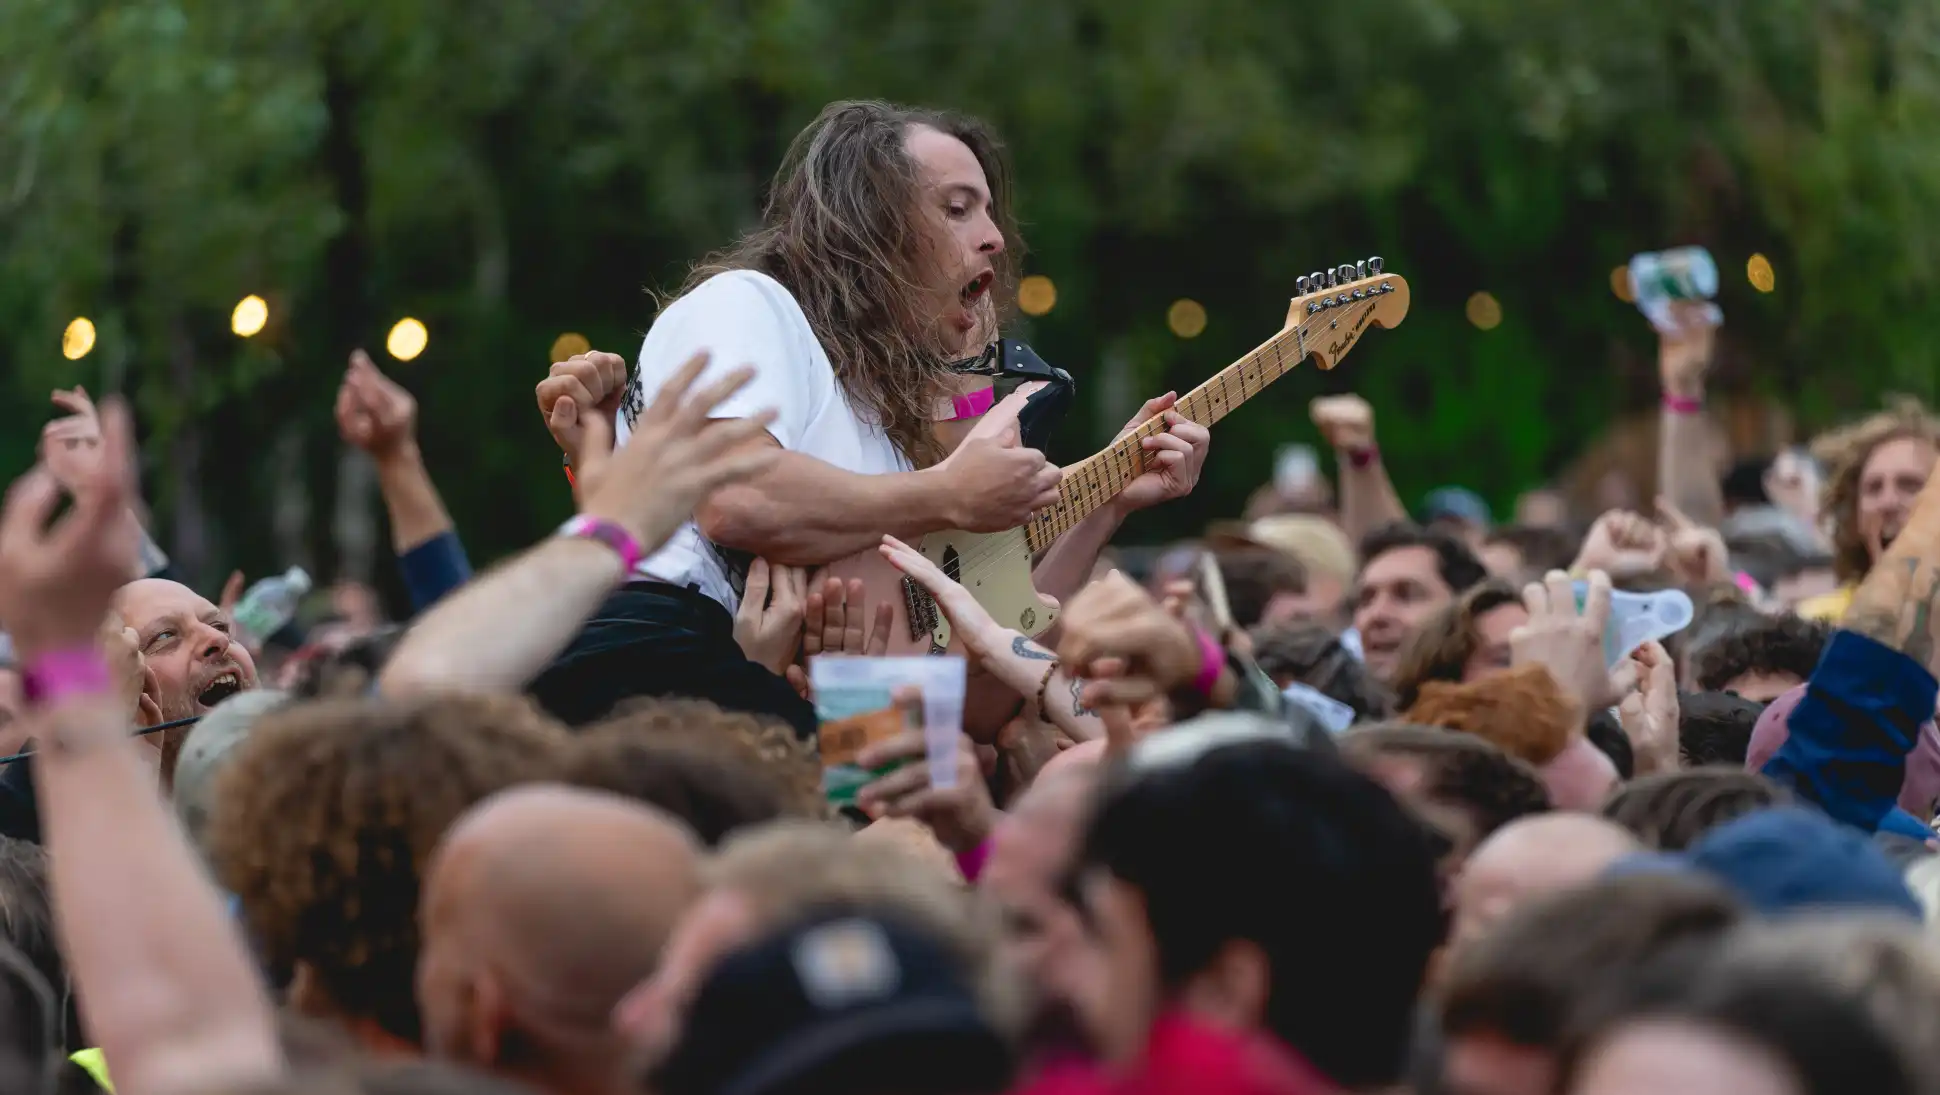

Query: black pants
[[529, 581, 818, 738]]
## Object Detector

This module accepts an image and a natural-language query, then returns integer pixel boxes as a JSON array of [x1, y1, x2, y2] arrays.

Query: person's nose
[[978, 213, 1005, 256], [194, 622, 233, 662]]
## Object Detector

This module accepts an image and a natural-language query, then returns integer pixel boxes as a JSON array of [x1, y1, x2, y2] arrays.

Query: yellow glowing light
[[1610, 266, 1635, 303], [386, 318, 428, 362], [1167, 299, 1208, 339], [1018, 275, 1057, 317], [62, 317, 96, 361], [231, 294, 269, 337], [549, 332, 592, 362], [1747, 253, 1776, 294], [1465, 291, 1503, 331]]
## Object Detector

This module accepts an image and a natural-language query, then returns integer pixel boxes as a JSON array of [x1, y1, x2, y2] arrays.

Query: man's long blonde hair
[[670, 100, 1021, 468]]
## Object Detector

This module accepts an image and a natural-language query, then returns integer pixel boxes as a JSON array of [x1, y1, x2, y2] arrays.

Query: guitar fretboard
[[1023, 297, 1370, 553]]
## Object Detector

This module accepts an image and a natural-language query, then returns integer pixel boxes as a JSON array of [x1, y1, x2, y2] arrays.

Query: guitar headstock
[[1284, 256, 1411, 370]]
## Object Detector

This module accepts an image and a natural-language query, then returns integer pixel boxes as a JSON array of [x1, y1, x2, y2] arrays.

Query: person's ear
[[466, 969, 508, 1066], [1178, 938, 1271, 1034]]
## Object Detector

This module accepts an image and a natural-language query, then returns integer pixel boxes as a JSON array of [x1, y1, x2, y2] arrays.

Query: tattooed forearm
[[1843, 478, 1940, 672], [1011, 634, 1057, 661], [1070, 676, 1094, 717]]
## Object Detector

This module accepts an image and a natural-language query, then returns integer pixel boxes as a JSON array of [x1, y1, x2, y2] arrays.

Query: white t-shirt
[[616, 269, 908, 612]]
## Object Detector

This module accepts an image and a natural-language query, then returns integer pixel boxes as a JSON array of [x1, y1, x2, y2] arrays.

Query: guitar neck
[[1022, 299, 1363, 553]]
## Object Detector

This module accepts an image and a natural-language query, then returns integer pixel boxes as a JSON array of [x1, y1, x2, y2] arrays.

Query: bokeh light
[[1466, 291, 1503, 330], [1610, 266, 1635, 303], [232, 294, 269, 338], [549, 332, 592, 361], [1167, 298, 1208, 339], [1747, 253, 1776, 293], [62, 317, 96, 361], [387, 318, 429, 362], [1018, 275, 1057, 317]]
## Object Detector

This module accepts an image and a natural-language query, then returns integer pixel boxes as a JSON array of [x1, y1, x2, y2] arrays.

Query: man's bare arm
[[381, 538, 625, 696], [699, 440, 960, 566], [702, 389, 1062, 566], [1654, 305, 1727, 528]]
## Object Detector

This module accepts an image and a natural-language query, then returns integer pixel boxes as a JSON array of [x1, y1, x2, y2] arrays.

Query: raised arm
[[1311, 395, 1407, 543], [1654, 304, 1727, 529], [382, 355, 778, 697], [335, 350, 472, 609], [3, 400, 281, 1095]]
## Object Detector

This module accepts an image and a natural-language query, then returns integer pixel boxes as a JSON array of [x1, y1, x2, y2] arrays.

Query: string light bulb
[[62, 317, 96, 361], [387, 318, 428, 362], [232, 295, 269, 338]]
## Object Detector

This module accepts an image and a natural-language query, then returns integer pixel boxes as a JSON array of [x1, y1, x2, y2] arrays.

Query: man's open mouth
[[960, 270, 994, 306], [198, 672, 245, 708]]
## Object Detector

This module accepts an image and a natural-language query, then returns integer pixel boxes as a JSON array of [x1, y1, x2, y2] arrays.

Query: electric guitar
[[819, 257, 1411, 663]]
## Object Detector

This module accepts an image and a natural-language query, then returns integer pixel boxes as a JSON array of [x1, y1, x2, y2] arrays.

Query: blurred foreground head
[[1073, 711, 1443, 1088], [207, 695, 566, 1049]]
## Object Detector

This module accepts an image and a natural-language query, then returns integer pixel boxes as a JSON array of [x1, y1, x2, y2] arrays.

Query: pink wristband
[[1191, 628, 1225, 698], [21, 648, 114, 709], [955, 838, 992, 883], [1662, 393, 1703, 415]]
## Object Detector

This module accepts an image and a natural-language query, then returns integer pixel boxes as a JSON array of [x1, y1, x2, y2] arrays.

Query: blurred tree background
[[4, 0, 1939, 596]]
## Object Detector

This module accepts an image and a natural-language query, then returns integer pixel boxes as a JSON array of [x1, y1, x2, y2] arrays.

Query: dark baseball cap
[[650, 908, 1012, 1095]]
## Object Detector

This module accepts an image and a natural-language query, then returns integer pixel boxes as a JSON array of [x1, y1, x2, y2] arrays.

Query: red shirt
[[1015, 1012, 1334, 1095]]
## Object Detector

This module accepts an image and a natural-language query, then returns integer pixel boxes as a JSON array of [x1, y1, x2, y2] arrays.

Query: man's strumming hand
[[932, 386, 1062, 532]]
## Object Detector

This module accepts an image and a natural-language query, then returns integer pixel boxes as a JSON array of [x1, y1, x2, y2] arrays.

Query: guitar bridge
[[902, 576, 939, 642]]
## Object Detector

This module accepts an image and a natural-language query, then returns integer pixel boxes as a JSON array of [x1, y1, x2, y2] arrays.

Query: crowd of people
[[2, 96, 1939, 1095]]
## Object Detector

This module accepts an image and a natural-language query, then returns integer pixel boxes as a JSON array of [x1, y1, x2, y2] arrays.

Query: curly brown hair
[[1404, 664, 1578, 766], [205, 695, 568, 1044], [1811, 399, 1940, 583], [666, 100, 1021, 468], [1388, 579, 1525, 712], [566, 697, 827, 840]]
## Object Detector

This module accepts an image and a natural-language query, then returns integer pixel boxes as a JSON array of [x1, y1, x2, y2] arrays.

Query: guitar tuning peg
[[1368, 256, 1384, 275], [1337, 263, 1356, 283], [1296, 275, 1311, 295], [1315, 269, 1332, 289], [1356, 259, 1369, 280]]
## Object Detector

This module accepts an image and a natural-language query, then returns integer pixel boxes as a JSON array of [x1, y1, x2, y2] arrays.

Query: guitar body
[[815, 258, 1409, 744], [816, 526, 1056, 740]]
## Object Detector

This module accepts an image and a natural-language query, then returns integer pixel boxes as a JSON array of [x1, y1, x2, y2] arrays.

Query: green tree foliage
[[3, 0, 1938, 585]]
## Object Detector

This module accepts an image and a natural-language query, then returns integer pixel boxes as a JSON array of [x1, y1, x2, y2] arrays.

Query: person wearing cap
[[1020, 714, 1441, 1094], [1608, 807, 1922, 919], [649, 910, 1014, 1095]]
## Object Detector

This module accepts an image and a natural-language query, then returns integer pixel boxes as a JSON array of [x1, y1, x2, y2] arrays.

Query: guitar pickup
[[903, 576, 939, 641]]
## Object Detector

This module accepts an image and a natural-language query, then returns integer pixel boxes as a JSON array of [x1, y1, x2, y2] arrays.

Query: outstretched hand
[[1657, 497, 1730, 586], [734, 558, 806, 675], [1510, 569, 1635, 714], [572, 351, 780, 550], [1055, 572, 1202, 709], [1, 397, 141, 660]]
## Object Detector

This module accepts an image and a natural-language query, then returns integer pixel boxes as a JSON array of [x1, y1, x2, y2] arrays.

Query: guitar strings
[[926, 291, 1384, 585]]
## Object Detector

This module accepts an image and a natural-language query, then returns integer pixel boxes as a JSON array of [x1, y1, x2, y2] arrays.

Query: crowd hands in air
[[8, 117, 1940, 1095]]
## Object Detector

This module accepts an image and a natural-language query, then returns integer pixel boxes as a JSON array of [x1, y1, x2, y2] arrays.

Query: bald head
[[417, 785, 703, 1086], [1452, 813, 1640, 952], [114, 578, 258, 721]]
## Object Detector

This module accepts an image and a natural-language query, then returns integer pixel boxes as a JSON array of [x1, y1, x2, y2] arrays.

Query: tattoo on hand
[[1070, 677, 1093, 717], [1012, 634, 1056, 661]]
